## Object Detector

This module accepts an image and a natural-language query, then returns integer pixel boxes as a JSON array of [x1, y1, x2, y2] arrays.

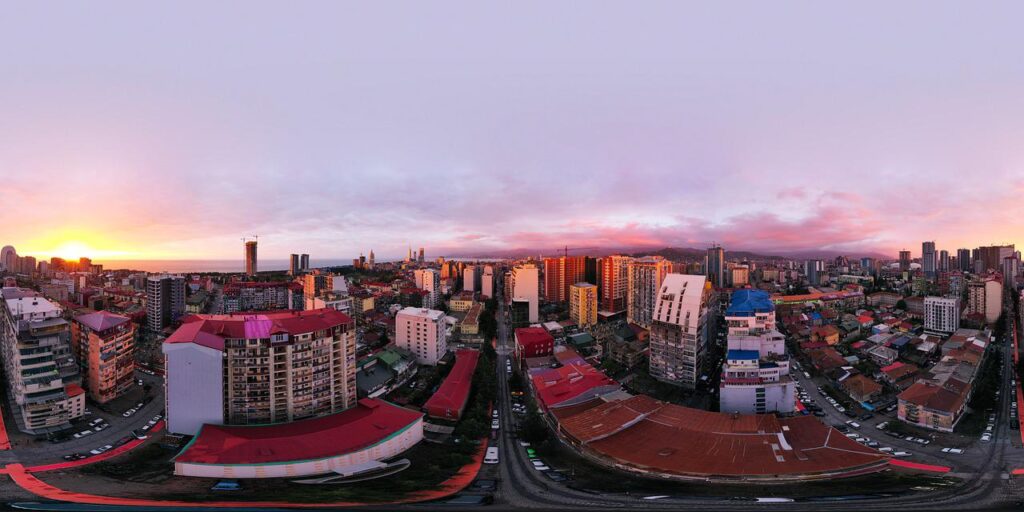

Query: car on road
[[846, 420, 861, 429], [981, 433, 993, 442], [531, 460, 550, 471], [123, 408, 137, 418], [491, 419, 500, 430], [876, 421, 889, 430], [484, 447, 499, 464], [813, 411, 826, 417], [878, 447, 894, 453], [941, 448, 964, 454], [89, 418, 104, 426], [210, 480, 241, 491], [892, 451, 912, 457], [860, 413, 874, 421]]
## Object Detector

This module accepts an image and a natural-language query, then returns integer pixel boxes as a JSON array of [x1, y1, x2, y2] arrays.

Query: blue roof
[[727, 349, 759, 361], [726, 289, 775, 317]]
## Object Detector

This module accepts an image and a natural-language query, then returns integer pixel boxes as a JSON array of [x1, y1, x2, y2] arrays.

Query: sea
[[93, 257, 508, 273], [92, 259, 355, 274]]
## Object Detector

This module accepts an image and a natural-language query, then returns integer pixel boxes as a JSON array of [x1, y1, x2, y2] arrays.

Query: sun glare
[[51, 241, 94, 260]]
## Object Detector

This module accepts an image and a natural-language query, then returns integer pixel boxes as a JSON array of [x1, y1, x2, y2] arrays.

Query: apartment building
[[543, 256, 585, 303], [71, 311, 136, 404], [598, 255, 631, 313], [924, 296, 960, 335], [512, 264, 540, 323], [569, 283, 598, 327], [222, 281, 303, 313], [162, 308, 357, 435], [0, 288, 83, 434], [627, 256, 672, 328], [719, 289, 794, 414], [413, 269, 441, 308], [966, 277, 1002, 325], [648, 274, 712, 389], [395, 307, 448, 365], [146, 274, 186, 332]]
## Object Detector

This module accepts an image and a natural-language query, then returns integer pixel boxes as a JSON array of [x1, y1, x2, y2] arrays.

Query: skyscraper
[[543, 256, 585, 302], [146, 274, 186, 332], [921, 241, 936, 278], [899, 250, 911, 272], [368, 250, 374, 269], [627, 256, 672, 328], [706, 245, 725, 288], [244, 240, 258, 276], [289, 254, 300, 276], [598, 255, 631, 313], [938, 250, 949, 272], [418, 247, 424, 263], [300, 254, 310, 271], [957, 248, 971, 272], [512, 264, 540, 323], [805, 259, 823, 287], [977, 245, 1015, 273], [649, 274, 712, 389]]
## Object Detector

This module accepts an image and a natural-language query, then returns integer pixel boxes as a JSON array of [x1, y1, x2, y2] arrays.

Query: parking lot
[[9, 370, 166, 466]]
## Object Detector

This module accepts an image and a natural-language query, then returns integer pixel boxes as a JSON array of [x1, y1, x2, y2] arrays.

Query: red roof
[[64, 383, 85, 397], [532, 361, 618, 410], [560, 395, 888, 478], [173, 399, 421, 465], [515, 327, 554, 350], [423, 350, 480, 420], [165, 309, 352, 351]]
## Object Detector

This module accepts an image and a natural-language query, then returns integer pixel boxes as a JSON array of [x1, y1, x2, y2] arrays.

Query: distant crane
[[241, 234, 259, 244], [557, 246, 597, 258]]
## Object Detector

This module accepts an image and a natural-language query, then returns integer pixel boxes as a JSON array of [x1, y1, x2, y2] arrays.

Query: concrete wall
[[163, 342, 224, 435]]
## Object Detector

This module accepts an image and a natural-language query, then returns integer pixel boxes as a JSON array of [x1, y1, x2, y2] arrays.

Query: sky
[[2, 1, 1024, 262]]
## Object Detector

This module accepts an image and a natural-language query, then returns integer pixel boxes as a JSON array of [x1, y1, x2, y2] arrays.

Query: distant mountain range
[[445, 246, 893, 261]]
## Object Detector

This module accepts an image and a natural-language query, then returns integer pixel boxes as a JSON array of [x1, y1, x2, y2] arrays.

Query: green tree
[[896, 299, 907, 310]]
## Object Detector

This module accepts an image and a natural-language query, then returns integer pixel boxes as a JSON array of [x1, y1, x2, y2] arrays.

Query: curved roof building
[[173, 398, 423, 479], [555, 394, 889, 482]]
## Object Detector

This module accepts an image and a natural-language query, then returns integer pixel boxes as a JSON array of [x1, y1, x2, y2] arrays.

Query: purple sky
[[2, 2, 1024, 261]]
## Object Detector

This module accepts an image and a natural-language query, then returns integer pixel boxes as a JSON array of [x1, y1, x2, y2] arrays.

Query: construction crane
[[241, 234, 259, 244], [557, 246, 597, 257]]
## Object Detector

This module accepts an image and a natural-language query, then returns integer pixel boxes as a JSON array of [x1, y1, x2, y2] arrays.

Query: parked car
[[941, 447, 964, 454], [484, 447, 499, 464], [892, 451, 912, 457], [846, 421, 861, 429], [491, 420, 500, 430]]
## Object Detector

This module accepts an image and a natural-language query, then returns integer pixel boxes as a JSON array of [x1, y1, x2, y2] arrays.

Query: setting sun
[[51, 241, 94, 260]]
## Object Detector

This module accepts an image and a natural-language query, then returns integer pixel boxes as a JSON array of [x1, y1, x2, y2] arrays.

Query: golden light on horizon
[[20, 229, 141, 261]]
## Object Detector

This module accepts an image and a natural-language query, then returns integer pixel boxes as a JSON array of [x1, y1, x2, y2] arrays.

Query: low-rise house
[[866, 344, 898, 366], [842, 374, 883, 403], [881, 362, 920, 390], [810, 325, 840, 345]]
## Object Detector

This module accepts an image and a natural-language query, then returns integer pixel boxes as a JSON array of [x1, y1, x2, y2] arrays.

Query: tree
[[896, 299, 908, 311], [520, 411, 550, 444]]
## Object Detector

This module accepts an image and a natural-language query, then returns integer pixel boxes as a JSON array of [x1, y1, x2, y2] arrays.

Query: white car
[[835, 406, 846, 413], [846, 421, 861, 429], [878, 447, 894, 453], [981, 433, 993, 442], [941, 448, 964, 454], [892, 451, 912, 457], [531, 460, 550, 471], [876, 422, 889, 430], [491, 420, 500, 430], [484, 447, 499, 464]]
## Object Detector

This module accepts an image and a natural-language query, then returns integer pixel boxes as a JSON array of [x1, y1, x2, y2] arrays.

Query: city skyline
[[4, 2, 1024, 261]]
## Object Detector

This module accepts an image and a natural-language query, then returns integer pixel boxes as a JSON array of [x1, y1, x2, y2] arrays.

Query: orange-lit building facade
[[71, 311, 137, 404]]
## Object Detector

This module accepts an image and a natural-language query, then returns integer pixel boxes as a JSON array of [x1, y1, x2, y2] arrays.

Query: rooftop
[[74, 311, 131, 332], [173, 399, 422, 465], [397, 307, 445, 320], [725, 289, 775, 317], [165, 308, 353, 351]]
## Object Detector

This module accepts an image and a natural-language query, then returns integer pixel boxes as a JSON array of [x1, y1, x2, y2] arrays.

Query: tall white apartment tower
[[648, 274, 712, 389], [512, 265, 540, 323], [414, 269, 441, 308]]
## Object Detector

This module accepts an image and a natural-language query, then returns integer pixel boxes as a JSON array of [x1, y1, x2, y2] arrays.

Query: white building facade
[[512, 265, 540, 323], [648, 274, 712, 389], [718, 289, 795, 414], [395, 307, 448, 365], [924, 296, 960, 335]]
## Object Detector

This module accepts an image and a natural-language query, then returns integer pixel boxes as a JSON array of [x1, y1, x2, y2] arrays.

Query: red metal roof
[[173, 399, 421, 465], [560, 395, 889, 478], [165, 309, 353, 351], [423, 349, 480, 420], [515, 327, 554, 349], [532, 361, 618, 410]]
